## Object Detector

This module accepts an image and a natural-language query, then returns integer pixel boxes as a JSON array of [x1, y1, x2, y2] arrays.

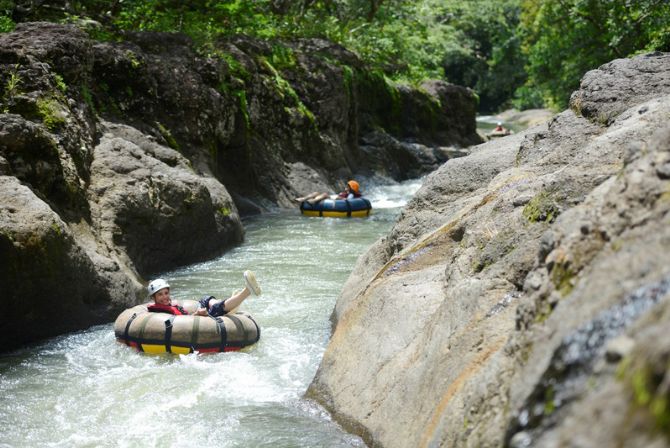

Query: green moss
[[550, 261, 575, 296], [473, 258, 492, 273], [216, 52, 250, 81], [208, 140, 218, 165], [418, 87, 443, 134], [296, 102, 316, 124], [533, 302, 552, 324], [218, 206, 231, 216], [543, 385, 556, 416], [36, 97, 67, 131], [523, 191, 560, 223], [269, 44, 297, 70], [629, 364, 670, 436], [235, 90, 251, 130], [53, 73, 67, 93], [50, 222, 62, 236], [356, 68, 402, 132], [659, 189, 670, 203], [217, 79, 230, 95], [126, 50, 142, 69], [155, 121, 180, 150], [342, 64, 354, 96], [632, 367, 653, 405], [95, 82, 121, 116], [262, 58, 316, 127], [471, 90, 480, 107]]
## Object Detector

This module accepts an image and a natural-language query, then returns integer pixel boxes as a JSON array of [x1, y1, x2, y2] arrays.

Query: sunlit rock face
[[309, 53, 670, 448]]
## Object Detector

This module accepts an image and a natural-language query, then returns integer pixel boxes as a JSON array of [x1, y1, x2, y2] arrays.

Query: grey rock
[[570, 52, 670, 124], [0, 175, 138, 349], [309, 53, 670, 448], [605, 335, 635, 363], [89, 122, 243, 276]]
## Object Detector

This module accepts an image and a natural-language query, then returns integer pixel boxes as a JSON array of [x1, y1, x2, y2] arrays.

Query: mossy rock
[[523, 191, 561, 223]]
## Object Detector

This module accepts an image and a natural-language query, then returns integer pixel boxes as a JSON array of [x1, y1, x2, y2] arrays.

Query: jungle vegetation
[[1, 0, 669, 112]]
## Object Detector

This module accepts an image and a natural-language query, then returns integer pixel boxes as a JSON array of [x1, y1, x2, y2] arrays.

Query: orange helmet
[[347, 180, 360, 194]]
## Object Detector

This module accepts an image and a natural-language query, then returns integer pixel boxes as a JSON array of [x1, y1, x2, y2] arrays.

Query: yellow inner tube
[[113, 300, 260, 354]]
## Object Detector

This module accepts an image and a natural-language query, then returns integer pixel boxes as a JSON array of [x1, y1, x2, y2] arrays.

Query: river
[[0, 179, 422, 448]]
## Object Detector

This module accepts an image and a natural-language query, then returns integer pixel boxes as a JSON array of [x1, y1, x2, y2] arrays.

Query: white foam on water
[[366, 177, 423, 209], [0, 179, 420, 447]]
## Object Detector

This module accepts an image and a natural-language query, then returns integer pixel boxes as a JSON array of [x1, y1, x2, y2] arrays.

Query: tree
[[520, 0, 670, 109], [438, 0, 526, 112]]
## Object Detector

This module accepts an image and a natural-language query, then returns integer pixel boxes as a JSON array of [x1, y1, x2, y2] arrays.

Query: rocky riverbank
[[0, 22, 481, 350], [308, 52, 670, 447]]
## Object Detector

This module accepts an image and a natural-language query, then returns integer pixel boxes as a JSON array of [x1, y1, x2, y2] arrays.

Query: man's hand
[[193, 308, 208, 316]]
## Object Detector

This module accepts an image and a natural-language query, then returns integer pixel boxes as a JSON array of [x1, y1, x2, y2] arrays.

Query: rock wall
[[308, 52, 670, 447], [0, 22, 480, 350]]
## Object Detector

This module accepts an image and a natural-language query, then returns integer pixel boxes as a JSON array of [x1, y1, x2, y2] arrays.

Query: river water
[[0, 179, 421, 448]]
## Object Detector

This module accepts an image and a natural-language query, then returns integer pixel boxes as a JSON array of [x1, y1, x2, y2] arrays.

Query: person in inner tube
[[295, 180, 362, 205], [146, 271, 262, 317]]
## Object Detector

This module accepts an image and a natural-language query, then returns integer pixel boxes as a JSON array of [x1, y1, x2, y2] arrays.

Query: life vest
[[147, 303, 189, 315], [337, 191, 362, 199]]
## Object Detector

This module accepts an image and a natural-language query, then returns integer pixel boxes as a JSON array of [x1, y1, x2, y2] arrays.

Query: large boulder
[[308, 52, 670, 447], [88, 122, 243, 276], [0, 175, 137, 349], [0, 24, 247, 350]]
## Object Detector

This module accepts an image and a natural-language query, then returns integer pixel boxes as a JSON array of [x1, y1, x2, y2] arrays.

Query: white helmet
[[147, 278, 170, 296]]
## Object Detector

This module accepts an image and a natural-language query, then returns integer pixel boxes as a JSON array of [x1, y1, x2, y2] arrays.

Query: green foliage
[[520, 0, 670, 109], [437, 0, 527, 112], [36, 97, 67, 131], [262, 57, 316, 125], [0, 0, 14, 32], [53, 73, 67, 93], [511, 84, 545, 110], [125, 50, 142, 69], [270, 44, 297, 70], [4, 0, 668, 113], [2, 64, 22, 112], [235, 90, 250, 130], [155, 121, 180, 150], [0, 14, 13, 32]]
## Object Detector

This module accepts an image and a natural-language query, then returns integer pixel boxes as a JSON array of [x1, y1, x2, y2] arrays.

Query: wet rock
[[0, 176, 138, 350], [89, 122, 243, 276]]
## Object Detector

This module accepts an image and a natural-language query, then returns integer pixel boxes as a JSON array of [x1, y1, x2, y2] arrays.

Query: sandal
[[243, 270, 262, 296]]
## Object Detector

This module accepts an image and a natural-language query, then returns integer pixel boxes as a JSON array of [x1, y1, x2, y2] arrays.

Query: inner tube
[[113, 300, 260, 354], [300, 197, 372, 218]]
